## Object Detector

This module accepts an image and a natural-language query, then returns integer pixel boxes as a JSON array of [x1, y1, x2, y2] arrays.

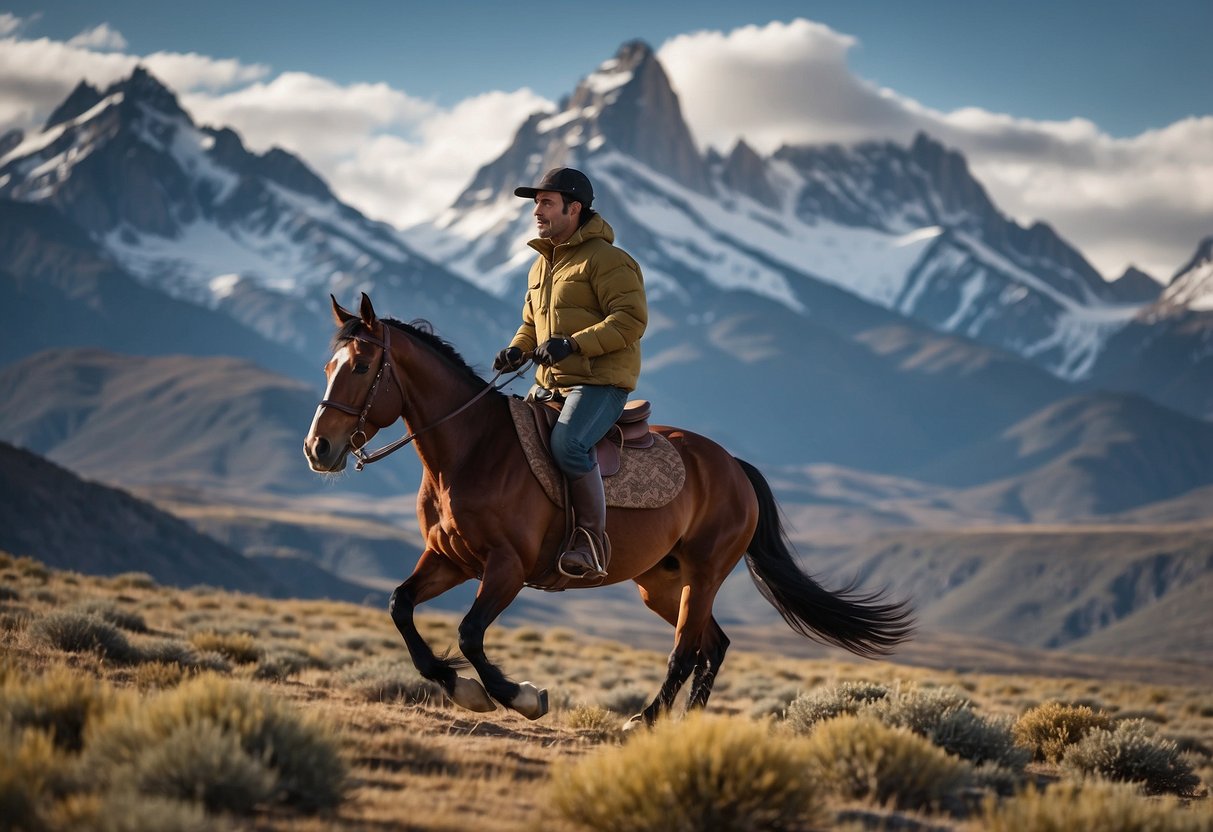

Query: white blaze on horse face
[[307, 344, 354, 444]]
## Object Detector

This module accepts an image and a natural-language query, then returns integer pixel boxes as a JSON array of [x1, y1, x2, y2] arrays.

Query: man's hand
[[493, 346, 526, 372], [533, 337, 575, 366]]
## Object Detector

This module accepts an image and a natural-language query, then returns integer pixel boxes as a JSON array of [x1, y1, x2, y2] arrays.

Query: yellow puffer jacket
[[508, 215, 647, 392]]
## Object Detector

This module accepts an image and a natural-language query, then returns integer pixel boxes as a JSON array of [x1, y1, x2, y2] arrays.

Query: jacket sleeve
[[571, 254, 648, 358], [508, 270, 539, 353]]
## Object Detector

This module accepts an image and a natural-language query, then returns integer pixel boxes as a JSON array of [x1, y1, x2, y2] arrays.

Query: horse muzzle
[[304, 434, 348, 472]]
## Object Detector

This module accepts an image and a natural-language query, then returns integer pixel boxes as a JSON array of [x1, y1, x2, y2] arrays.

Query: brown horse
[[304, 293, 912, 725]]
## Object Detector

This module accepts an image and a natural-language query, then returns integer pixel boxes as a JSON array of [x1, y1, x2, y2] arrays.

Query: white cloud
[[0, 13, 23, 37], [0, 22, 547, 233], [66, 23, 128, 52], [659, 19, 1213, 280]]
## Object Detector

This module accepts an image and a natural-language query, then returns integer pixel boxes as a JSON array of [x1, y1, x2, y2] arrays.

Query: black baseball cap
[[514, 167, 594, 208]]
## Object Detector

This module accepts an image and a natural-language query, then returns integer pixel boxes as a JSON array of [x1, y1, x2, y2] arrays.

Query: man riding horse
[[494, 167, 648, 581]]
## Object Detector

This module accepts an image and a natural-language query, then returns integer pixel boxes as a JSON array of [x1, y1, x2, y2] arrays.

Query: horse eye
[[353, 363, 370, 374]]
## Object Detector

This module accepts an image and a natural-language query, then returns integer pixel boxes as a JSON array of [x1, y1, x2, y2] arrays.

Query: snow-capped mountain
[[0, 67, 515, 361], [1086, 235, 1213, 419], [1161, 236, 1213, 311], [410, 41, 1147, 382]]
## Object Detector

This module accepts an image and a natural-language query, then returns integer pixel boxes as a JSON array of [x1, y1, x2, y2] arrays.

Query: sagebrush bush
[[84, 674, 346, 812], [1062, 720, 1201, 796], [804, 715, 971, 811], [982, 780, 1213, 832], [0, 727, 74, 832], [872, 687, 1028, 769], [550, 714, 824, 832], [788, 682, 1025, 771], [47, 790, 215, 832], [73, 599, 148, 633], [1, 665, 115, 750], [339, 656, 441, 704], [128, 719, 277, 813], [109, 572, 157, 590], [188, 631, 261, 664], [785, 681, 889, 732], [30, 610, 140, 663], [563, 705, 622, 743], [1014, 701, 1114, 762]]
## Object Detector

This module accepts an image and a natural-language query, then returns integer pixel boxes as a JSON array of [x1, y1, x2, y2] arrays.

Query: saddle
[[529, 398, 655, 476], [507, 396, 687, 592]]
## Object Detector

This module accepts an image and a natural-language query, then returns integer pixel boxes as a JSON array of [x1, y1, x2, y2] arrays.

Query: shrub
[[563, 705, 622, 743], [785, 681, 889, 732], [253, 649, 309, 682], [109, 572, 157, 590], [0, 585, 19, 602], [789, 682, 1026, 771], [873, 687, 1028, 769], [133, 662, 188, 691], [30, 611, 140, 663], [1, 665, 115, 750], [140, 639, 200, 668], [1062, 720, 1201, 796], [73, 599, 148, 633], [1014, 702, 1114, 762], [85, 674, 346, 812], [804, 715, 971, 811], [0, 727, 73, 831], [339, 656, 441, 704], [188, 631, 261, 664], [982, 780, 1213, 832], [47, 791, 214, 832], [128, 719, 277, 813], [550, 714, 824, 832]]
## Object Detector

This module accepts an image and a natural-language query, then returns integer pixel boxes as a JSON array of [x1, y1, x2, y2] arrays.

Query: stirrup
[[557, 528, 608, 580]]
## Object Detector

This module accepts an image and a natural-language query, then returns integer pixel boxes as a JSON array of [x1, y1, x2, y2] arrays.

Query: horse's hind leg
[[457, 550, 548, 720], [633, 570, 720, 726], [686, 617, 729, 709], [389, 551, 492, 711]]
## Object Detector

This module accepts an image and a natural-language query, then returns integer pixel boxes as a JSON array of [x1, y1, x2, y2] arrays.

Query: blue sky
[[1, 3, 1211, 278], [7, 0, 1209, 137]]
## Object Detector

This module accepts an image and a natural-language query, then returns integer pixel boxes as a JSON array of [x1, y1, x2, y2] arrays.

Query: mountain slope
[[0, 439, 271, 594], [0, 199, 316, 381], [780, 525, 1213, 662], [0, 68, 517, 365], [0, 348, 421, 498]]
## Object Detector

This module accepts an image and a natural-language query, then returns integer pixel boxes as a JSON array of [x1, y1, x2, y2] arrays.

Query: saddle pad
[[508, 397, 686, 510]]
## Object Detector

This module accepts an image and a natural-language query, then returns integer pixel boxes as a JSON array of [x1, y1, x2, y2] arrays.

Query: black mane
[[332, 317, 490, 387]]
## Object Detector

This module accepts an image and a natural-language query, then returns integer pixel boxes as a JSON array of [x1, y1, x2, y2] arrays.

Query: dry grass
[[1, 550, 1211, 830]]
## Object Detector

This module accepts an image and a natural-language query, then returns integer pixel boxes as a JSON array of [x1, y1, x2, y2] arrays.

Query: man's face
[[533, 190, 579, 243]]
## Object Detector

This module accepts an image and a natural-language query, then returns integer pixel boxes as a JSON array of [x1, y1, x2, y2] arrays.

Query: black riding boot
[[558, 465, 610, 580]]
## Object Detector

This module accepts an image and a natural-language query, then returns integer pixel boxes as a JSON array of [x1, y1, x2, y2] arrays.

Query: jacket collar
[[528, 214, 614, 261]]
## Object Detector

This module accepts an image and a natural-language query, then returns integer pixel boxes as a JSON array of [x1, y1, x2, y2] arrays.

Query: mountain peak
[[565, 39, 709, 192], [43, 81, 104, 131], [720, 139, 777, 204], [105, 66, 188, 121]]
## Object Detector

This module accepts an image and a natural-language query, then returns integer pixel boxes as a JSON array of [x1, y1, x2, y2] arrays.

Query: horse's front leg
[[458, 549, 549, 720], [388, 550, 495, 712]]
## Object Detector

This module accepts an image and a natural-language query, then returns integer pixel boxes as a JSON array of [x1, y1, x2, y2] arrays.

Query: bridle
[[318, 323, 528, 470]]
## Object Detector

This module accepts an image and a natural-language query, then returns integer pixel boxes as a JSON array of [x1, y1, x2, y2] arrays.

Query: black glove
[[533, 337, 575, 367], [493, 346, 525, 372]]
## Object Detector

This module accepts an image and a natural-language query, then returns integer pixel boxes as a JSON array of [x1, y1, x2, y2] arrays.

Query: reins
[[319, 324, 531, 471]]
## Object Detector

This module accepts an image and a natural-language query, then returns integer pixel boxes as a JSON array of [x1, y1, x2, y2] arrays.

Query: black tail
[[735, 458, 915, 658]]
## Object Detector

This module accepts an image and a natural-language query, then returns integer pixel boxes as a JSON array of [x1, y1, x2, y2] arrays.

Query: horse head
[[303, 292, 401, 472]]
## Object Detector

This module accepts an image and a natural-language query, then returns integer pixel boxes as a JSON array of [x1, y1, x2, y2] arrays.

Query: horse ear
[[359, 292, 378, 326], [331, 294, 356, 325]]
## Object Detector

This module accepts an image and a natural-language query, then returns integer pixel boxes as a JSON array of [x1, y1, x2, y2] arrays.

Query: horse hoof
[[510, 681, 549, 720], [622, 713, 649, 733], [450, 675, 496, 712]]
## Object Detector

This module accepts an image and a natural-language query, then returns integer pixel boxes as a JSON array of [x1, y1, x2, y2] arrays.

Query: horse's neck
[[392, 335, 506, 478]]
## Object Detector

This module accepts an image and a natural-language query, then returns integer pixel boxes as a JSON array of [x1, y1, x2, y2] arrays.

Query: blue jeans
[[549, 385, 628, 477]]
